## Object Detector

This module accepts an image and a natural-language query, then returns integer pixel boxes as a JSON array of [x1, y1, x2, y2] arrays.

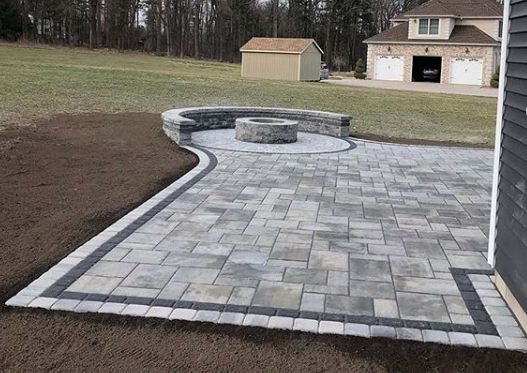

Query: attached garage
[[240, 38, 323, 81], [450, 57, 484, 85], [412, 56, 442, 83], [374, 55, 404, 81]]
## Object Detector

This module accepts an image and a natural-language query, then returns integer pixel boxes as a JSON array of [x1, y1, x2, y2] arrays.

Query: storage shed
[[240, 38, 323, 81]]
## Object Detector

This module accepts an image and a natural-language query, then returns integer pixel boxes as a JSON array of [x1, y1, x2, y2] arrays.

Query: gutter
[[364, 41, 500, 46]]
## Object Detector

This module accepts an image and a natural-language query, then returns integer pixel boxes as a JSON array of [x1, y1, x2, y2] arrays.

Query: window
[[418, 18, 440, 35], [499, 20, 503, 38]]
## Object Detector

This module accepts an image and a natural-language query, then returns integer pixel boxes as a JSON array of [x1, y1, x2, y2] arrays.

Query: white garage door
[[374, 55, 404, 81], [449, 58, 483, 85]]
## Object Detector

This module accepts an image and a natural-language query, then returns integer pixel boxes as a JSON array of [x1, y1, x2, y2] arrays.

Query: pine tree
[[354, 58, 366, 79]]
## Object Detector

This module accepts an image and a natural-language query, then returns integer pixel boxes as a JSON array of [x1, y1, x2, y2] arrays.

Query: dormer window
[[418, 19, 440, 35]]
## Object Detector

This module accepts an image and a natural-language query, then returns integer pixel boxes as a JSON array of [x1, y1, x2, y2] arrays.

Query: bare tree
[[5, 0, 421, 67]]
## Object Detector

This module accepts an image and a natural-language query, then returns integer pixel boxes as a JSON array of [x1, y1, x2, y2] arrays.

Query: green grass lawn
[[0, 43, 498, 145]]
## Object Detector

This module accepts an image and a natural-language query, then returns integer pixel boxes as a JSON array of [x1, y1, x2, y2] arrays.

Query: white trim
[[403, 14, 458, 19], [300, 40, 324, 55], [488, 0, 511, 267], [297, 53, 302, 81], [417, 18, 441, 36], [396, 16, 503, 20], [458, 16, 504, 19], [240, 50, 302, 55], [240, 40, 324, 56]]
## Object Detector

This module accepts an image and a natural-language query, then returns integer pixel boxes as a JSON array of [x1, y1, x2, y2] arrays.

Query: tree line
[[1, 0, 427, 69]]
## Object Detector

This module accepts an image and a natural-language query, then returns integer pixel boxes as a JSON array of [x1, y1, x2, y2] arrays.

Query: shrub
[[491, 67, 500, 88], [354, 58, 366, 79]]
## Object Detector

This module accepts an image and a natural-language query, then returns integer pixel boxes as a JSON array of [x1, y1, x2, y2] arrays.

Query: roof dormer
[[408, 17, 456, 40]]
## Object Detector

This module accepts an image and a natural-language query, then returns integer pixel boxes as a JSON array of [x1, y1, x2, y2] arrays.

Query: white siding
[[457, 19, 502, 40]]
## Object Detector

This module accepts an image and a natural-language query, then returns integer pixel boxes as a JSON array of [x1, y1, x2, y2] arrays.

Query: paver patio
[[7, 133, 527, 351]]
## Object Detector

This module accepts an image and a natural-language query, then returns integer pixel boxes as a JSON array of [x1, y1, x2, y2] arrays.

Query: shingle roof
[[401, 0, 503, 18], [365, 23, 499, 45], [240, 38, 323, 54]]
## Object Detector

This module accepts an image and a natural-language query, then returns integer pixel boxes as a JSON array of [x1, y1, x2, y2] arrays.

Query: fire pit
[[235, 117, 298, 144]]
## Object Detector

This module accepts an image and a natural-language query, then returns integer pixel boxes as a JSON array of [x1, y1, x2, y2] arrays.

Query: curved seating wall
[[161, 107, 351, 145]]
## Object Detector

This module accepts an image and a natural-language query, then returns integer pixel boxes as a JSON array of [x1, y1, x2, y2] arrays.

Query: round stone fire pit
[[235, 117, 298, 144]]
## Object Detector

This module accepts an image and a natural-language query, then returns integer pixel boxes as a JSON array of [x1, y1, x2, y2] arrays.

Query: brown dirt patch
[[0, 113, 525, 372], [0, 113, 198, 301]]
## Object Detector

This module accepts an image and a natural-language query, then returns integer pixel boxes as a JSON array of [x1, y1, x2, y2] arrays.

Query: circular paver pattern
[[192, 129, 352, 154]]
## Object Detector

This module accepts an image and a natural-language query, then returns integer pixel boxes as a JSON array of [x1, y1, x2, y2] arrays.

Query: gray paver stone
[[268, 316, 294, 330], [218, 312, 246, 325], [319, 321, 344, 335], [51, 299, 81, 311], [293, 318, 319, 333], [98, 302, 127, 314], [74, 301, 104, 313], [344, 323, 371, 338], [370, 326, 396, 339], [475, 335, 506, 349], [195, 310, 221, 323], [121, 304, 150, 317], [146, 306, 173, 318], [396, 328, 423, 341], [169, 308, 197, 321], [28, 297, 57, 310], [502, 337, 527, 351], [243, 314, 270, 327], [448, 332, 477, 347], [422, 330, 450, 344]]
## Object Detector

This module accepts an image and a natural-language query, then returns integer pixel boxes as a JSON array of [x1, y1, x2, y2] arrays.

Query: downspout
[[487, 0, 511, 267]]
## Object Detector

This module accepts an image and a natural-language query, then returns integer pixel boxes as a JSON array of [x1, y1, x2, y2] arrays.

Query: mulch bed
[[0, 113, 525, 372]]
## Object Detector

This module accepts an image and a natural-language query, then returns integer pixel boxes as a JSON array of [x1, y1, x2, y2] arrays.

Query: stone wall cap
[[162, 107, 351, 122], [237, 117, 298, 126]]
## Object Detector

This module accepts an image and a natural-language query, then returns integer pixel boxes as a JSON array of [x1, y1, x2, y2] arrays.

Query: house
[[240, 38, 323, 81], [489, 0, 527, 333], [364, 0, 503, 86]]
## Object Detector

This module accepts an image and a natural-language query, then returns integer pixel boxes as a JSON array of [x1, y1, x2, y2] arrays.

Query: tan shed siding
[[299, 43, 322, 81], [457, 19, 501, 40], [241, 52, 300, 81]]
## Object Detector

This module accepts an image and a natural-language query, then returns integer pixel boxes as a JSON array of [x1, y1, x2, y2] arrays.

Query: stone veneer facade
[[366, 43, 500, 86]]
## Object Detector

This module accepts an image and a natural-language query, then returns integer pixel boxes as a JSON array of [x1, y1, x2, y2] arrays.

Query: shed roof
[[240, 38, 323, 54], [399, 0, 503, 18], [365, 23, 499, 45]]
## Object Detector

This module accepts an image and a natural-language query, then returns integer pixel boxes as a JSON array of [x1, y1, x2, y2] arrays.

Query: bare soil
[[0, 113, 525, 372]]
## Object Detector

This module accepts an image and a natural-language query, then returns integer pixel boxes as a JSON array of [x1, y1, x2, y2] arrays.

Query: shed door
[[374, 56, 404, 81], [449, 58, 483, 85]]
